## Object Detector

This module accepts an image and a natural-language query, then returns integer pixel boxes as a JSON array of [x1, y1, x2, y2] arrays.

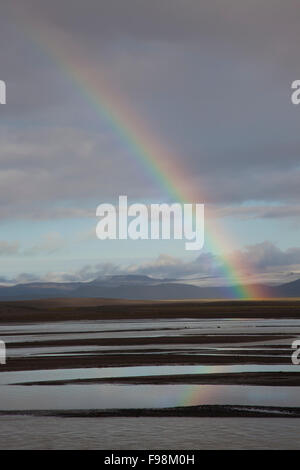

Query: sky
[[0, 0, 300, 285]]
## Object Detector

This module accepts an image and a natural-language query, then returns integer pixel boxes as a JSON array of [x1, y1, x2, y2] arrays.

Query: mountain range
[[0, 275, 299, 300]]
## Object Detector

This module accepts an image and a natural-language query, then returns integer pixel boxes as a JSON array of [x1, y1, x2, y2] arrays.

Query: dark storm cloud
[[1, 0, 300, 215]]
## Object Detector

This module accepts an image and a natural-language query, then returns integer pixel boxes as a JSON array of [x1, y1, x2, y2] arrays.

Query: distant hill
[[0, 274, 299, 300], [275, 278, 300, 297]]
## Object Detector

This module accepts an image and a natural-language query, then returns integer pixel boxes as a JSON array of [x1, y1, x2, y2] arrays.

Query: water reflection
[[1, 383, 300, 410], [1, 363, 299, 386]]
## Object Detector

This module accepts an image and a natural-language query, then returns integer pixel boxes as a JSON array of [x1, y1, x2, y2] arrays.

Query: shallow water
[[5, 343, 291, 357], [3, 318, 300, 343], [1, 317, 300, 415], [2, 384, 300, 410], [0, 364, 298, 385], [1, 416, 300, 449], [2, 317, 296, 364]]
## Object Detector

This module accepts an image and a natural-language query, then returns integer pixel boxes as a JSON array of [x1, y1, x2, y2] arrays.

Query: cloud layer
[[0, 1, 299, 216], [0, 1, 299, 280], [2, 242, 300, 286]]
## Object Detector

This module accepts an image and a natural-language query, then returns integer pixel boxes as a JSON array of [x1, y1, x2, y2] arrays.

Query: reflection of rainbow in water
[[179, 366, 228, 406], [154, 383, 299, 408], [14, 8, 271, 299]]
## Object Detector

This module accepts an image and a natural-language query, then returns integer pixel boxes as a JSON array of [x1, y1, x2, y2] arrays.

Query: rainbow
[[15, 10, 269, 299]]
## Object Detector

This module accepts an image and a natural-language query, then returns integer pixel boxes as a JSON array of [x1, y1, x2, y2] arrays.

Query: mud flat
[[1, 404, 300, 418], [1, 298, 300, 323]]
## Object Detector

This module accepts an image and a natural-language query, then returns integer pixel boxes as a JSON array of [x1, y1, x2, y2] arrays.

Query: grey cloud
[[232, 242, 300, 271], [3, 240, 300, 283], [14, 272, 41, 283], [99, 244, 300, 278], [0, 127, 158, 219], [213, 205, 300, 220], [0, 241, 19, 256], [9, 1, 299, 46], [27, 253, 219, 283], [126, 253, 218, 279], [0, 234, 66, 258], [0, 1, 299, 216], [24, 232, 66, 255]]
